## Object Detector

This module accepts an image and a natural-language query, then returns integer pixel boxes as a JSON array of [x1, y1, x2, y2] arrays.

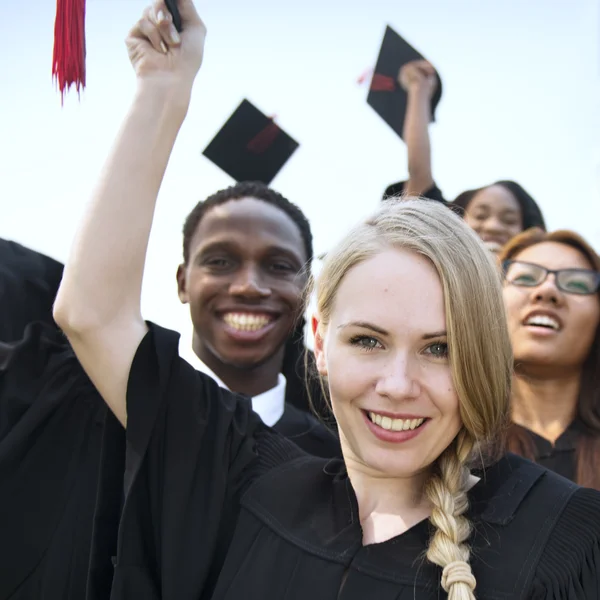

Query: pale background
[[1, 0, 599, 349]]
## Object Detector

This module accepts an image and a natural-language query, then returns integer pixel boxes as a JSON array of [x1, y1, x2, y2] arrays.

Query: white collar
[[178, 339, 286, 427]]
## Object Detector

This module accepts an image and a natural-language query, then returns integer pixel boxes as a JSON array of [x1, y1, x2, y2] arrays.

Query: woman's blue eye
[[349, 336, 381, 351], [426, 342, 449, 358]]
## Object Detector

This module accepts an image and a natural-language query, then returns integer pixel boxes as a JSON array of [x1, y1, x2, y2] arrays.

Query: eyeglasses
[[503, 260, 600, 296]]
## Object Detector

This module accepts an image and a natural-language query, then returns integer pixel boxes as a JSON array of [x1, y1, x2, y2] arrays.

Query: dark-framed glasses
[[503, 260, 600, 296]]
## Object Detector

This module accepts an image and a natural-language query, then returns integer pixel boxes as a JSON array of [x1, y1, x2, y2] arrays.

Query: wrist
[[407, 85, 433, 100], [134, 77, 194, 120]]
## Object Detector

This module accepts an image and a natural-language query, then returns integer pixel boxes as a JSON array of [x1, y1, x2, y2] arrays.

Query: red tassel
[[369, 73, 396, 92], [247, 117, 280, 154], [357, 67, 374, 85], [52, 0, 87, 104]]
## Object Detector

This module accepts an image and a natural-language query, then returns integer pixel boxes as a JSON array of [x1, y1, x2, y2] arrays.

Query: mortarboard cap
[[202, 99, 299, 185], [367, 25, 442, 140]]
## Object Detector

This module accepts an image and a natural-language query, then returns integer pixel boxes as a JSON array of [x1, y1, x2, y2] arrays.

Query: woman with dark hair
[[383, 60, 546, 253], [499, 228, 600, 487]]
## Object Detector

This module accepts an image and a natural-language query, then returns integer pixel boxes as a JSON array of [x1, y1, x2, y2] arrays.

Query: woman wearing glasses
[[500, 230, 600, 488]]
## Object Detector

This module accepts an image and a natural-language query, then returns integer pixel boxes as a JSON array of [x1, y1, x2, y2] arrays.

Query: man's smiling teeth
[[525, 315, 560, 330], [223, 312, 272, 331], [368, 412, 425, 431]]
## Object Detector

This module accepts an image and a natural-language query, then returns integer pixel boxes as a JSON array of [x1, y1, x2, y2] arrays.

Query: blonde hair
[[313, 199, 512, 599]]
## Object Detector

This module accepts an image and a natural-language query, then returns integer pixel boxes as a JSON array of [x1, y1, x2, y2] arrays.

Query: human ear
[[312, 315, 328, 377], [176, 264, 189, 304]]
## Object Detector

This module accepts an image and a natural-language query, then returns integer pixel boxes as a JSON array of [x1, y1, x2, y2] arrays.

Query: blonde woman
[[55, 2, 600, 598]]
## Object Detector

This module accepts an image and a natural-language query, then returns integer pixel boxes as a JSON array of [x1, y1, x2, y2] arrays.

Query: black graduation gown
[[0, 239, 64, 343], [273, 401, 339, 459], [0, 323, 106, 600], [104, 323, 600, 599], [513, 421, 582, 482], [0, 323, 339, 600], [383, 180, 448, 204]]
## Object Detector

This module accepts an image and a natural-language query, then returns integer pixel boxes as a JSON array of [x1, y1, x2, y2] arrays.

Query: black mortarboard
[[202, 99, 299, 185], [367, 26, 443, 140]]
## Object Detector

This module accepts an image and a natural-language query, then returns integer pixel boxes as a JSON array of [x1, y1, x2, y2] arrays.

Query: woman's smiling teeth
[[524, 315, 560, 330], [223, 312, 273, 331], [368, 412, 425, 431]]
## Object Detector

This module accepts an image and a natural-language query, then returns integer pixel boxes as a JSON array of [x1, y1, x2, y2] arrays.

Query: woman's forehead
[[328, 249, 446, 333], [515, 242, 593, 271]]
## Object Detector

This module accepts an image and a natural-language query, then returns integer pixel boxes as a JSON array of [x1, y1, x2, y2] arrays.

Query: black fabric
[[104, 322, 600, 599], [0, 239, 64, 343], [88, 326, 339, 599], [383, 180, 450, 206], [0, 322, 105, 600], [514, 420, 583, 482], [273, 402, 340, 459]]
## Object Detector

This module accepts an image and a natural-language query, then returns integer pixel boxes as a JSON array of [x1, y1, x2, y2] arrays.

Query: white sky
[[2, 0, 599, 346]]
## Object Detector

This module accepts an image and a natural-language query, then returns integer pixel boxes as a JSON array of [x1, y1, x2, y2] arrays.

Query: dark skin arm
[[398, 60, 438, 197]]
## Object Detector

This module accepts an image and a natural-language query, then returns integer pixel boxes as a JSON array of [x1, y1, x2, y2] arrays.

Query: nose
[[374, 354, 421, 401], [229, 265, 271, 299], [531, 273, 563, 306], [481, 216, 506, 235]]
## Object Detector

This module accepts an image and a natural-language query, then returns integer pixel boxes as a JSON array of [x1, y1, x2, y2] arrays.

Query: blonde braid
[[425, 433, 477, 600]]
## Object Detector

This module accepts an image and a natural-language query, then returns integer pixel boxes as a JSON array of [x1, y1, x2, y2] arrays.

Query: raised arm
[[53, 0, 206, 426], [398, 60, 438, 197]]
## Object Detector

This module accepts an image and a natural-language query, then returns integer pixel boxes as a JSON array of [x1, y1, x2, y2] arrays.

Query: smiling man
[[176, 181, 339, 457]]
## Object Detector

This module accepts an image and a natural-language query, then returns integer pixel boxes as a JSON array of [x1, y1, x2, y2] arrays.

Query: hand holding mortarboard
[[398, 60, 439, 104], [126, 0, 206, 85], [53, 0, 193, 101]]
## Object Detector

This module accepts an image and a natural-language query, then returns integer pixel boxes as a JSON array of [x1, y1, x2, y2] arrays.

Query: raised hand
[[126, 0, 206, 88], [398, 60, 438, 99]]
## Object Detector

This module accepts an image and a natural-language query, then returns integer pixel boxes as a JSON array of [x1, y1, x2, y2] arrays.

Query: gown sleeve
[[0, 322, 105, 600], [529, 487, 600, 599], [111, 322, 297, 600]]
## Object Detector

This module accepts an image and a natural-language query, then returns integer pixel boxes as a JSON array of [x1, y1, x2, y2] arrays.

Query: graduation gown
[[0, 322, 338, 600], [0, 239, 64, 343], [383, 180, 448, 204], [0, 323, 106, 600], [102, 323, 600, 599], [271, 401, 339, 459]]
